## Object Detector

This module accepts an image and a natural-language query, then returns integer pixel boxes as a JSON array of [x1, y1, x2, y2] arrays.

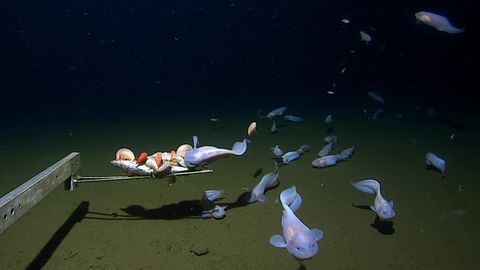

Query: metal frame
[[0, 152, 213, 234], [0, 152, 80, 234]]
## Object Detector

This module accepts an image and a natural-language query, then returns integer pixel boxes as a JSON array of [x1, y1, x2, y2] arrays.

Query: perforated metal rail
[[0, 152, 213, 234], [0, 152, 80, 234]]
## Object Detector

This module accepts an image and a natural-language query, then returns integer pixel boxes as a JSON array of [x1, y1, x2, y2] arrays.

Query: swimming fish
[[318, 142, 334, 157], [282, 151, 300, 164], [415, 11, 464, 34], [184, 136, 248, 168], [334, 146, 355, 161], [324, 115, 333, 124], [368, 91, 385, 104], [425, 152, 447, 176], [284, 115, 304, 122], [201, 190, 227, 219], [269, 186, 323, 260], [352, 179, 395, 221], [267, 107, 287, 119], [360, 31, 372, 43], [297, 144, 310, 154], [247, 165, 280, 203], [271, 145, 284, 157], [311, 155, 337, 168]]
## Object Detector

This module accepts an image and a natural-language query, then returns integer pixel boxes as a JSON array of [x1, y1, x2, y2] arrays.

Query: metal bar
[[171, 169, 213, 176], [0, 152, 80, 234], [72, 169, 214, 184], [74, 175, 153, 183]]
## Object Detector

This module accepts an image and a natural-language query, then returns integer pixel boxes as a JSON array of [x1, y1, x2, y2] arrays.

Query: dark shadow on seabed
[[26, 201, 90, 270], [86, 192, 253, 221], [352, 204, 395, 235]]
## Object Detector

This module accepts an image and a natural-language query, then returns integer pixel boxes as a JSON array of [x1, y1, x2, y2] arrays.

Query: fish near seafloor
[[425, 153, 447, 176], [415, 11, 464, 34], [283, 115, 304, 123], [247, 165, 280, 203], [270, 186, 323, 260], [352, 179, 395, 221], [271, 145, 283, 157], [311, 155, 337, 168], [201, 190, 227, 219], [267, 107, 287, 119], [282, 151, 300, 164], [335, 146, 355, 161], [318, 142, 334, 157], [184, 137, 248, 168]]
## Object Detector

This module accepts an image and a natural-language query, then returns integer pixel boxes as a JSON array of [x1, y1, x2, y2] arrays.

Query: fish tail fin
[[203, 190, 224, 201], [280, 186, 302, 212], [352, 179, 380, 195], [192, 136, 199, 149], [231, 139, 248, 155]]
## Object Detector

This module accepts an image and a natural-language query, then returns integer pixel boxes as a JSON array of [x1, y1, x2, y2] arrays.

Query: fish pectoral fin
[[311, 228, 324, 241], [369, 205, 377, 213], [269, 235, 287, 248], [256, 194, 266, 202], [389, 200, 394, 208]]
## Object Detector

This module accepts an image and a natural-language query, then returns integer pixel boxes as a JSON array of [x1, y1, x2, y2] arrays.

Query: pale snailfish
[[269, 186, 324, 260], [352, 179, 395, 221]]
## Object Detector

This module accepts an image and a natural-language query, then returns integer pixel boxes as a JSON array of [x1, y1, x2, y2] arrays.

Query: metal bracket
[[0, 152, 80, 234]]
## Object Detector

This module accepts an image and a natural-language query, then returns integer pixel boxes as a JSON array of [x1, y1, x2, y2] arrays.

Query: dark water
[[1, 1, 479, 269]]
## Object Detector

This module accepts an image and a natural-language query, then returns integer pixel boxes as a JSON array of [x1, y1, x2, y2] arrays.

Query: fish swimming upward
[[415, 11, 464, 34], [184, 136, 248, 168], [352, 179, 395, 221], [270, 186, 323, 260], [247, 165, 280, 203]]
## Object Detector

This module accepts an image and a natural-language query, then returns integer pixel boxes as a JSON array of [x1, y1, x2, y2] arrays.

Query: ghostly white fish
[[324, 115, 333, 123], [335, 146, 355, 161], [318, 142, 334, 157], [284, 115, 304, 122], [282, 151, 300, 164], [267, 107, 287, 119], [360, 31, 372, 43], [247, 165, 280, 203], [201, 190, 227, 219], [425, 153, 447, 176], [415, 11, 464, 34], [184, 136, 248, 168], [368, 91, 385, 104], [352, 179, 395, 221], [269, 186, 323, 260], [311, 155, 337, 168], [271, 145, 284, 157]]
